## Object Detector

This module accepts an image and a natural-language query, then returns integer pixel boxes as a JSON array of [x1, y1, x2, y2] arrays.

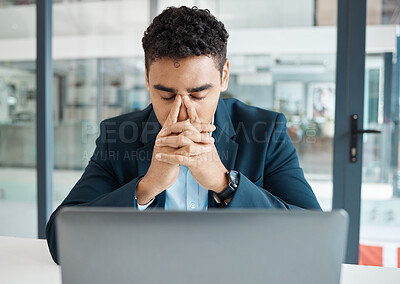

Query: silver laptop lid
[[56, 208, 348, 284]]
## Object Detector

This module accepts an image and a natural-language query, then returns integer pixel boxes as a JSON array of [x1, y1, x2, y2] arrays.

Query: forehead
[[147, 55, 220, 83]]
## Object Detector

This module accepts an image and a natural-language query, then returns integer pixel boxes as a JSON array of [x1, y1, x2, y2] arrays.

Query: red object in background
[[398, 248, 400, 268], [359, 244, 383, 266]]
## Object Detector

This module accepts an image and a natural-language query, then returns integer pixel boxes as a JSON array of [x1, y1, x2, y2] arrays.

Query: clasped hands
[[136, 95, 228, 205]]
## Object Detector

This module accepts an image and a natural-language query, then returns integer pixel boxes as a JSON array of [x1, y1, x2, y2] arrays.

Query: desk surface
[[0, 236, 61, 284], [1, 236, 399, 284]]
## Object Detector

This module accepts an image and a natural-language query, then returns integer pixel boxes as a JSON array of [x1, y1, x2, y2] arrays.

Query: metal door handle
[[350, 114, 381, 163]]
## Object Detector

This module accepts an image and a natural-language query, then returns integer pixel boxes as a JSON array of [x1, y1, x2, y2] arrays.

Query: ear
[[145, 66, 150, 92], [220, 59, 230, 92]]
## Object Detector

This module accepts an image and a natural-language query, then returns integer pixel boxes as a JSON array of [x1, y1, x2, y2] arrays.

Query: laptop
[[56, 208, 348, 284]]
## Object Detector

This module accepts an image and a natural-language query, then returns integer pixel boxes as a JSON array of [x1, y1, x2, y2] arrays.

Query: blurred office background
[[0, 0, 399, 267]]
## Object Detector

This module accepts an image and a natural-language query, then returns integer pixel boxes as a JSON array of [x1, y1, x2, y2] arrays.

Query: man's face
[[145, 55, 229, 126]]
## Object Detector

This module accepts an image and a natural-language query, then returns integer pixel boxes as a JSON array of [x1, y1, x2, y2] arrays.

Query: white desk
[[0, 236, 61, 284], [1, 236, 399, 284]]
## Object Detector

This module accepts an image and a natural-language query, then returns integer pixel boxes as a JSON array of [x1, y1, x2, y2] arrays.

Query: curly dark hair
[[142, 6, 229, 76]]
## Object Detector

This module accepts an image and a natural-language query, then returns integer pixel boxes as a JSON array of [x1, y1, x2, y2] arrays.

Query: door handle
[[350, 114, 381, 163]]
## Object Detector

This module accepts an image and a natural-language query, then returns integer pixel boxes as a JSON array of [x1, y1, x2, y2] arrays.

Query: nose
[[177, 95, 188, 121]]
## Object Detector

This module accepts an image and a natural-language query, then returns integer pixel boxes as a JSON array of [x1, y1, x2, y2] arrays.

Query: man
[[46, 6, 321, 264]]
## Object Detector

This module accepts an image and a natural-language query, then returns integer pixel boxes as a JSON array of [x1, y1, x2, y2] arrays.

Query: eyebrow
[[153, 84, 213, 94], [153, 84, 175, 93], [188, 84, 213, 93]]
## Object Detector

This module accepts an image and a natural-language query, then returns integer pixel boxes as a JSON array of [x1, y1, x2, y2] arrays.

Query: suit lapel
[[208, 98, 239, 208], [136, 107, 166, 208]]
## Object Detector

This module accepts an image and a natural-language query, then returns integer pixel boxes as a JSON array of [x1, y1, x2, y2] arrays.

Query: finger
[[164, 95, 181, 126], [159, 120, 191, 137], [159, 121, 216, 137], [174, 144, 212, 156], [180, 130, 214, 144], [192, 122, 216, 134], [157, 132, 214, 147], [156, 135, 191, 148], [154, 152, 181, 165], [183, 96, 200, 124], [155, 152, 199, 167]]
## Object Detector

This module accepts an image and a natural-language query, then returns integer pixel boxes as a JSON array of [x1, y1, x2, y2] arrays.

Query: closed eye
[[161, 95, 204, 101], [161, 95, 175, 101], [190, 95, 205, 101]]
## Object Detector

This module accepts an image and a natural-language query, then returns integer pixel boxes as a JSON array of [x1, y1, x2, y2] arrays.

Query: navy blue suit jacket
[[46, 98, 321, 263]]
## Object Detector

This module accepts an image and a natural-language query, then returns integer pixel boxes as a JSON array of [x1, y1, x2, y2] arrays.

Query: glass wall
[[359, 0, 400, 267], [51, 0, 150, 207], [52, 57, 149, 205], [159, 0, 316, 28], [226, 52, 336, 210], [0, 2, 37, 237], [0, 0, 340, 236]]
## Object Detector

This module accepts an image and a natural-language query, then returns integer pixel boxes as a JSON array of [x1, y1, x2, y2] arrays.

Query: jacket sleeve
[[46, 121, 143, 264], [228, 113, 321, 210]]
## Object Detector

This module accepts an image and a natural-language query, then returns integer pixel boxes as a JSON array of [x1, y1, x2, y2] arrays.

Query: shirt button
[[189, 202, 196, 209]]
